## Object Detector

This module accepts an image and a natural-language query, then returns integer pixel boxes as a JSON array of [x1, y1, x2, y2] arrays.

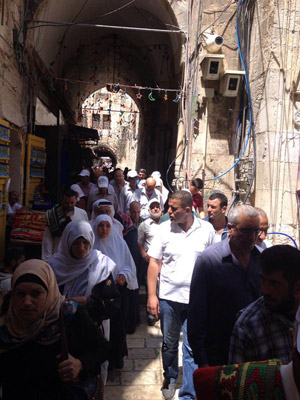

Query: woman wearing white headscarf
[[49, 220, 125, 380], [92, 215, 138, 291], [90, 199, 123, 237], [92, 215, 139, 367], [49, 220, 116, 300]]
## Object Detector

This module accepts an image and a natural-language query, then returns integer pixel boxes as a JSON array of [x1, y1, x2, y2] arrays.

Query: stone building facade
[[0, 0, 298, 245]]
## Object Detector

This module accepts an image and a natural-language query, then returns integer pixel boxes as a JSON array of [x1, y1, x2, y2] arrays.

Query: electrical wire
[[205, 0, 254, 183], [165, 141, 188, 193], [198, 0, 235, 37], [267, 232, 298, 249], [80, 0, 136, 24]]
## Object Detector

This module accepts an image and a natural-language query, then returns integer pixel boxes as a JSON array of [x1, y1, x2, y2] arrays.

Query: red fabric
[[193, 367, 218, 400], [193, 193, 203, 210]]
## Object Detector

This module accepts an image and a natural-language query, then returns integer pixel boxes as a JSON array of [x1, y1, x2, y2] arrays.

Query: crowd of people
[[1, 164, 300, 400]]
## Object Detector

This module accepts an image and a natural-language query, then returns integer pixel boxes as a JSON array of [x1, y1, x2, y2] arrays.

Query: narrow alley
[[105, 290, 183, 400]]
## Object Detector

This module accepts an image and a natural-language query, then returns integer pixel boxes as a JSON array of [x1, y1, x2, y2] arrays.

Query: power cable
[[198, 0, 235, 37], [205, 0, 254, 183], [267, 232, 298, 249], [80, 0, 136, 23]]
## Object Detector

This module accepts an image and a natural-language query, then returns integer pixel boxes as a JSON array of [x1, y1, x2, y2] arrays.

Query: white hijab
[[92, 215, 138, 290], [71, 184, 85, 200], [90, 199, 123, 237], [49, 220, 116, 298], [151, 171, 169, 204]]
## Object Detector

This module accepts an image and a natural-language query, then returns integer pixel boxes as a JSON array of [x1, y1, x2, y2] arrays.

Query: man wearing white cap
[[138, 199, 163, 326], [229, 245, 300, 365], [134, 177, 164, 220], [87, 175, 119, 218], [76, 169, 96, 197], [119, 170, 140, 213]]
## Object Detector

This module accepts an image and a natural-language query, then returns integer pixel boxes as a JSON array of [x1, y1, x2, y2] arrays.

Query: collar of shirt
[[170, 215, 205, 237], [148, 217, 159, 225], [221, 238, 260, 267]]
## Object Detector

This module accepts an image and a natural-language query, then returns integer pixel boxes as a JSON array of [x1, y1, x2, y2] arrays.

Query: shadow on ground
[[104, 288, 183, 400]]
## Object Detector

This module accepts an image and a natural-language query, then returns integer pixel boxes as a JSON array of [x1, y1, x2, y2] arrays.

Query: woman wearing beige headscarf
[[0, 259, 108, 399]]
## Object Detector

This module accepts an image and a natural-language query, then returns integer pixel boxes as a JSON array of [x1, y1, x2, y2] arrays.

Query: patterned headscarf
[[0, 259, 66, 352]]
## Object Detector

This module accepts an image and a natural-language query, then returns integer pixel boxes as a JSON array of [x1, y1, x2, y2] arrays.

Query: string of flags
[[55, 77, 183, 103]]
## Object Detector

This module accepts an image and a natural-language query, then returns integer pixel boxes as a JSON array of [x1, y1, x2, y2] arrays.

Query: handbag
[[88, 273, 121, 323], [59, 305, 104, 400]]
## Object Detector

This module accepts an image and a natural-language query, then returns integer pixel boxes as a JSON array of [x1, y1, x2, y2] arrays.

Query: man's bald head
[[129, 201, 141, 223], [146, 177, 156, 197]]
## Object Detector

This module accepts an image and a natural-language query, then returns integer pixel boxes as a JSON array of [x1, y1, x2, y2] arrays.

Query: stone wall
[[0, 0, 29, 128], [182, 0, 240, 204], [248, 0, 300, 244]]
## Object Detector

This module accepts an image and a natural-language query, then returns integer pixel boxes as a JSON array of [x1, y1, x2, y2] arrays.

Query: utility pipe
[[30, 20, 187, 36]]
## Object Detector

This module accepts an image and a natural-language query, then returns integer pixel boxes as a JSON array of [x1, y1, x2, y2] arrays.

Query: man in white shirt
[[147, 190, 216, 400], [6, 191, 22, 221], [134, 177, 164, 220], [42, 188, 88, 262], [110, 168, 128, 209], [6, 191, 23, 239], [87, 175, 119, 217], [76, 169, 96, 196], [138, 199, 163, 326], [120, 170, 140, 214]]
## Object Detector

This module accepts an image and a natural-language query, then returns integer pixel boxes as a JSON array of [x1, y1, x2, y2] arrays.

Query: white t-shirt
[[6, 203, 22, 215], [148, 217, 216, 304]]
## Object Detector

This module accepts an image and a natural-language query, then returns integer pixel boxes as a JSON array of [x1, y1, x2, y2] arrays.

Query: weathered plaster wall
[[0, 1, 29, 128], [185, 0, 240, 204], [248, 0, 300, 244]]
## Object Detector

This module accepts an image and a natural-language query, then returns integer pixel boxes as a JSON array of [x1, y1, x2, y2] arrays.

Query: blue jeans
[[159, 299, 197, 400]]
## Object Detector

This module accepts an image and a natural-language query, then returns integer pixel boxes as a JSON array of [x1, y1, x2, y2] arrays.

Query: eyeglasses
[[234, 226, 263, 237]]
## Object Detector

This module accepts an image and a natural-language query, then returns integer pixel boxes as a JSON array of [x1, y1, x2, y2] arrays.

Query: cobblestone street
[[105, 293, 183, 400]]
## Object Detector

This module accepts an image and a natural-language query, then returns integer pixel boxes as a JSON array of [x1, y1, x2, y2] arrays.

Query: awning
[[69, 124, 98, 141]]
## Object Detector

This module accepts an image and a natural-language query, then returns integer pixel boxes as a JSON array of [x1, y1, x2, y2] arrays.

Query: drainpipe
[[174, 118, 185, 180], [201, 100, 209, 198], [297, 151, 300, 243]]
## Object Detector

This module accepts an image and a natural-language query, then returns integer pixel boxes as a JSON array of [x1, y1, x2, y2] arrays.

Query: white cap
[[148, 198, 161, 209], [296, 306, 300, 352], [78, 169, 90, 177], [70, 184, 85, 199], [127, 170, 139, 178], [98, 176, 109, 188]]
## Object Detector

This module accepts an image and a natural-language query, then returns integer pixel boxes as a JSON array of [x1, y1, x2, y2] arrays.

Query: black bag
[[59, 305, 104, 400], [87, 273, 121, 323]]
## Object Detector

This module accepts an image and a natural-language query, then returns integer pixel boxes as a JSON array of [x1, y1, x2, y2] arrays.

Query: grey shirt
[[138, 217, 160, 252]]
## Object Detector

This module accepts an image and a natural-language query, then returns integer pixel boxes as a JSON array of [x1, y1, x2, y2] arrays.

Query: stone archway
[[93, 143, 118, 167], [31, 0, 187, 176]]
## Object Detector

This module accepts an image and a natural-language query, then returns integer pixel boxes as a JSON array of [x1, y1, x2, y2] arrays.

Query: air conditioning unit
[[220, 70, 245, 97], [200, 54, 225, 81]]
